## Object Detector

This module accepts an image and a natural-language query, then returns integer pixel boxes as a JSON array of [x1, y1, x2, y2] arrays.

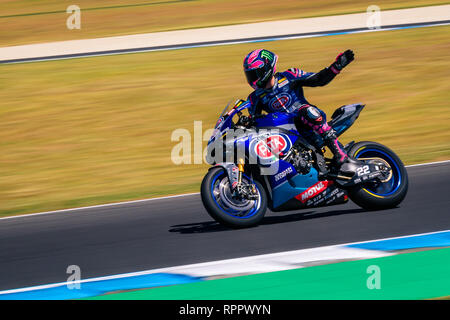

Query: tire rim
[[210, 170, 261, 219], [354, 148, 402, 197]]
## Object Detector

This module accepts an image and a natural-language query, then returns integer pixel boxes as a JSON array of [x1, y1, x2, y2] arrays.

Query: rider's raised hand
[[331, 49, 354, 73]]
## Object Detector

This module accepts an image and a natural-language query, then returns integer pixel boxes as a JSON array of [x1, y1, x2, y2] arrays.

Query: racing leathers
[[247, 54, 352, 169]]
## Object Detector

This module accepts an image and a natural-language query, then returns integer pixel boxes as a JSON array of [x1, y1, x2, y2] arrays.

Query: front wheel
[[347, 141, 408, 210], [201, 167, 267, 228]]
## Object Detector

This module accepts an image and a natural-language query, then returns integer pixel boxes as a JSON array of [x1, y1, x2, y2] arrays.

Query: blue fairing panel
[[271, 168, 319, 208], [269, 160, 297, 188], [254, 112, 296, 127]]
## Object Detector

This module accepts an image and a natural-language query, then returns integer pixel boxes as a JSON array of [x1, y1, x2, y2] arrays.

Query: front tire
[[347, 141, 408, 210], [201, 167, 268, 228]]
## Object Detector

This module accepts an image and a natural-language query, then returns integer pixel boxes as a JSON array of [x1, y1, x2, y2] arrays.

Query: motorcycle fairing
[[206, 100, 362, 211], [271, 166, 320, 208], [329, 103, 365, 137], [271, 180, 348, 212]]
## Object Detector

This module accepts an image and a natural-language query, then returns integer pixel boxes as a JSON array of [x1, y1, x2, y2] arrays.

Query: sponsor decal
[[226, 109, 235, 116], [254, 134, 290, 159], [323, 188, 340, 205], [278, 80, 289, 87], [215, 117, 224, 128], [274, 166, 293, 181], [270, 94, 291, 111], [296, 181, 333, 203], [277, 77, 289, 87], [261, 50, 274, 60]]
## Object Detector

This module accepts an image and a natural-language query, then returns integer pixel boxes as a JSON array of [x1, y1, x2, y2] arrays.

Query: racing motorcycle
[[201, 99, 408, 228]]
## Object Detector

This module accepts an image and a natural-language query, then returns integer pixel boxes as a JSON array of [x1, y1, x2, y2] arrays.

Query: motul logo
[[296, 181, 332, 203]]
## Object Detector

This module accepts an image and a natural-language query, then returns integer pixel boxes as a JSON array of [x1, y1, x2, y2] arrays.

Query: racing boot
[[323, 129, 367, 178]]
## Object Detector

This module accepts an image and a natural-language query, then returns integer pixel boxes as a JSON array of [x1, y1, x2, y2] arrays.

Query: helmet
[[243, 49, 278, 89]]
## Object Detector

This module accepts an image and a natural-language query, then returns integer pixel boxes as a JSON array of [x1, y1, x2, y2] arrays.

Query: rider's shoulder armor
[[281, 68, 305, 80]]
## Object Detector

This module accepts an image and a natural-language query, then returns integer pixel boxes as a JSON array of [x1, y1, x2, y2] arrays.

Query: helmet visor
[[244, 68, 261, 88]]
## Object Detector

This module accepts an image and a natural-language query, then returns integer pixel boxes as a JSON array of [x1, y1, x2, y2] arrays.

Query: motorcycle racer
[[243, 48, 364, 176]]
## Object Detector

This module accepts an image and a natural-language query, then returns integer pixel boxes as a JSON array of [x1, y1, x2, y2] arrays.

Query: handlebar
[[235, 113, 266, 128]]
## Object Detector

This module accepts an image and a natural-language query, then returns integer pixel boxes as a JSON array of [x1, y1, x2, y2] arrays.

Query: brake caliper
[[236, 158, 258, 200], [235, 183, 259, 200]]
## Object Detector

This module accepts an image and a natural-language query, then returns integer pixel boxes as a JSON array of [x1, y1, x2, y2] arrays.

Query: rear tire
[[201, 167, 267, 228], [347, 141, 408, 210]]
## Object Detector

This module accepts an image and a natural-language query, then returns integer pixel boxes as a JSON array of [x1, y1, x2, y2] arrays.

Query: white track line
[[0, 192, 199, 221], [2, 4, 449, 63], [3, 21, 450, 65], [0, 228, 448, 295], [403, 159, 450, 168], [0, 160, 448, 221]]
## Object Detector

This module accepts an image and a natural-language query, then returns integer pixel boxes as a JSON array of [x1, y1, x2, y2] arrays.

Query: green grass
[[0, 0, 448, 46], [0, 25, 449, 217]]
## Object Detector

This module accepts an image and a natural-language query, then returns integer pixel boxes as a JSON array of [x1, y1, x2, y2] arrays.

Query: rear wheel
[[347, 141, 408, 210], [201, 167, 267, 228]]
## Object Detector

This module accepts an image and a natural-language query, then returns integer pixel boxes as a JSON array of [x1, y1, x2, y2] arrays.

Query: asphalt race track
[[0, 162, 449, 291]]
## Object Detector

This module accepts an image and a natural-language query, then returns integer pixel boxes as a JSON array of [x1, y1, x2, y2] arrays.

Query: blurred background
[[0, 0, 449, 217]]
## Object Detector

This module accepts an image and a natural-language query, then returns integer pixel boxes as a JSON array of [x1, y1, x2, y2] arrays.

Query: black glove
[[331, 49, 354, 73]]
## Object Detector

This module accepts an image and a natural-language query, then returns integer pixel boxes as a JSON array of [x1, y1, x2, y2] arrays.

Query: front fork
[[236, 158, 258, 200], [212, 160, 258, 200], [237, 158, 244, 184]]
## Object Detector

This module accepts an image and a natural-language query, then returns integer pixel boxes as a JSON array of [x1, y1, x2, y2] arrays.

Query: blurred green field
[[0, 0, 448, 46], [0, 25, 449, 217]]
